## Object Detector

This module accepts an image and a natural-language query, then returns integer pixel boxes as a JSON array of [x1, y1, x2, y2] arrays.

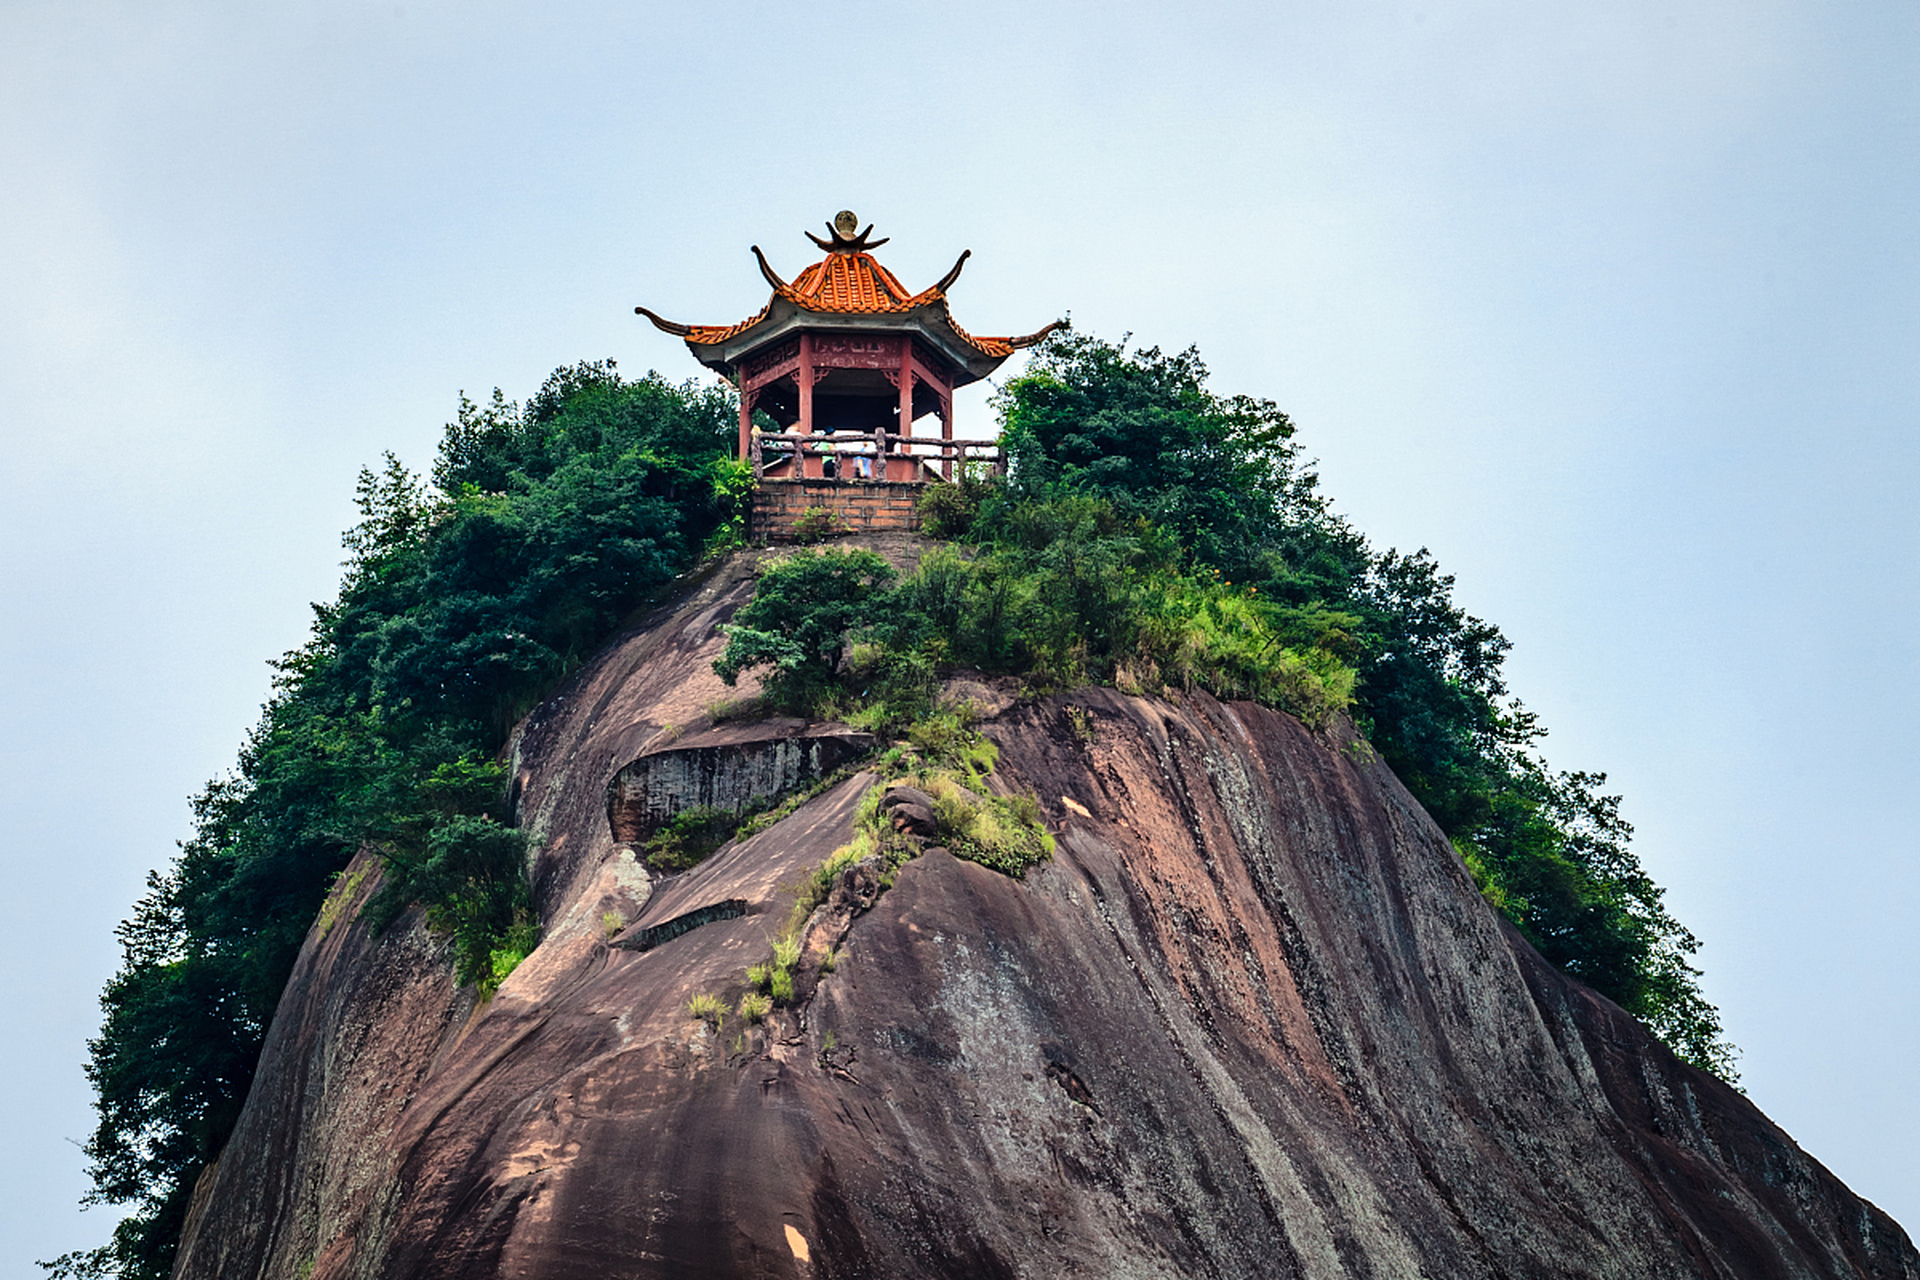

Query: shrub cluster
[[744, 935, 804, 1007], [638, 806, 749, 874], [715, 509, 1356, 733]]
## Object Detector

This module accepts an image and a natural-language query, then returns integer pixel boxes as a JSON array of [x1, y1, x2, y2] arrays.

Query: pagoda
[[637, 211, 1060, 539]]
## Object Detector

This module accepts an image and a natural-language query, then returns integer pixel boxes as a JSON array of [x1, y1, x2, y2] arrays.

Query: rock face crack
[[614, 899, 750, 953], [1042, 1049, 1100, 1115]]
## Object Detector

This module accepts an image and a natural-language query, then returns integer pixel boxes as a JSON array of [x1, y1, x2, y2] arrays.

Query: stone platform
[[749, 477, 926, 542]]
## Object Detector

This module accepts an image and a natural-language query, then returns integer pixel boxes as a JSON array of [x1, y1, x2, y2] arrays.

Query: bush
[[482, 916, 541, 998], [904, 708, 997, 778], [916, 473, 990, 539], [712, 549, 897, 713], [640, 806, 745, 874], [913, 773, 1053, 878], [768, 967, 796, 1006], [790, 505, 849, 544], [687, 993, 725, 1027], [841, 644, 938, 735], [388, 813, 532, 989]]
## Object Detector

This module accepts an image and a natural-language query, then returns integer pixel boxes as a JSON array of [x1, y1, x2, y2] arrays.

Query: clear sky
[[4, 0, 1915, 1266]]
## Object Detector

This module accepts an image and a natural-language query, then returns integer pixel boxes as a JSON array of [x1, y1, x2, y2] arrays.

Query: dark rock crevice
[[606, 722, 876, 844], [615, 898, 752, 953]]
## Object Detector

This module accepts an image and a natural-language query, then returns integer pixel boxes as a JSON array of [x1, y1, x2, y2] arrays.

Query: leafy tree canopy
[[714, 549, 898, 706]]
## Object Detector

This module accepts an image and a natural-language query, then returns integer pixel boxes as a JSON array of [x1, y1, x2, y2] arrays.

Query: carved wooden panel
[[744, 339, 801, 382], [812, 334, 905, 369], [748, 364, 798, 393], [912, 340, 952, 380]]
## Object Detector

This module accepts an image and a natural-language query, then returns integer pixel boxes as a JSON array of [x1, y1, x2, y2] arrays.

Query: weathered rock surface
[[606, 720, 877, 844], [173, 537, 1917, 1280]]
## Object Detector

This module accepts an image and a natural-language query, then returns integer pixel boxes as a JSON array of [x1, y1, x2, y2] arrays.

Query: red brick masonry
[[750, 479, 927, 542]]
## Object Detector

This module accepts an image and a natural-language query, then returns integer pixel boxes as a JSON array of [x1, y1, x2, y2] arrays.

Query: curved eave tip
[[1008, 319, 1069, 350], [634, 305, 692, 337]]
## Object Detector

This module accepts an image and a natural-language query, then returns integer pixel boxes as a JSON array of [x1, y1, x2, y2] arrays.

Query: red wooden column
[[797, 333, 818, 478], [736, 371, 752, 461], [896, 337, 914, 478], [942, 386, 954, 479]]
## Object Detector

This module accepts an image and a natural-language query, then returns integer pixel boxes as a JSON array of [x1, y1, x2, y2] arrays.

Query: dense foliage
[[56, 363, 740, 1280], [716, 517, 1354, 731], [991, 332, 1734, 1076]]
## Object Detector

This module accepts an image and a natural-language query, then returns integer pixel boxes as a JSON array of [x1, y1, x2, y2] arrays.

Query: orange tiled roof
[[684, 307, 772, 346], [684, 251, 943, 346], [943, 307, 1018, 359], [783, 252, 927, 312], [646, 215, 1060, 361]]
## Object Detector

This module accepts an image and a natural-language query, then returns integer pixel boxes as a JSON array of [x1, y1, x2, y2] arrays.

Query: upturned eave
[[687, 301, 1018, 387]]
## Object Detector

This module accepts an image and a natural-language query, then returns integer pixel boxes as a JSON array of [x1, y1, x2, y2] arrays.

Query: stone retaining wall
[[749, 479, 926, 542]]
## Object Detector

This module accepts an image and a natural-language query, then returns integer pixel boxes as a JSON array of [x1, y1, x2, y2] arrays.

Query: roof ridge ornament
[[932, 249, 971, 295], [634, 213, 1065, 392], [750, 245, 789, 293], [804, 209, 889, 254]]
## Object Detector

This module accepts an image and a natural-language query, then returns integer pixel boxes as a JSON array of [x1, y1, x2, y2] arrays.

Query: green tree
[[995, 329, 1311, 578], [714, 549, 898, 709]]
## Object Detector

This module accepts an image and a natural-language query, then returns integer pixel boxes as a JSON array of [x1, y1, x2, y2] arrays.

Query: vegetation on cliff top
[[63, 334, 1732, 1280], [716, 523, 1354, 730]]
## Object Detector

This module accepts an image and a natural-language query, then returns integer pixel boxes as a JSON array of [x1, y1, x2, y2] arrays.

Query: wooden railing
[[749, 429, 1004, 483]]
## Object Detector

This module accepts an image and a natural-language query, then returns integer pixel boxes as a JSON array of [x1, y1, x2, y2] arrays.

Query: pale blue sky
[[4, 0, 1915, 1265]]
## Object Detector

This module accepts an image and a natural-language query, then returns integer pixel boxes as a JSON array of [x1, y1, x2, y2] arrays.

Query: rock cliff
[[172, 537, 1917, 1279]]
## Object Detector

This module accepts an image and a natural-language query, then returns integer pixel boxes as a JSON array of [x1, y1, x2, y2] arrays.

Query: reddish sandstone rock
[[882, 790, 939, 838], [172, 540, 1918, 1280]]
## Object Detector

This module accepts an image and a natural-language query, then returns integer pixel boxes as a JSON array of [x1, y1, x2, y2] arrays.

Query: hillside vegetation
[[991, 336, 1730, 1071], [58, 337, 1731, 1280]]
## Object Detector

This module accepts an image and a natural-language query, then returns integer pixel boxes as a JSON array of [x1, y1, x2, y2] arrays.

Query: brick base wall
[[750, 479, 927, 543]]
